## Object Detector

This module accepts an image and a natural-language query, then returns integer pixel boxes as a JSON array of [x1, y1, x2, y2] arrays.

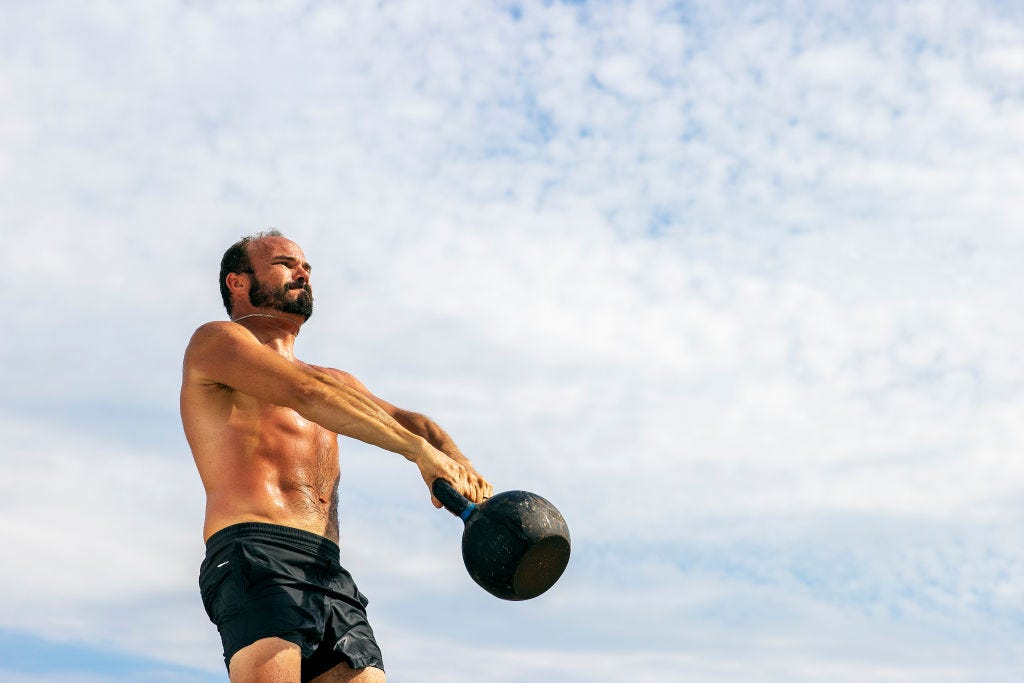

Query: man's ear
[[225, 271, 251, 294]]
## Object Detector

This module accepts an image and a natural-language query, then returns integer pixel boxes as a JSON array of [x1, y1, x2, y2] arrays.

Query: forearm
[[290, 371, 485, 505], [298, 363, 490, 503], [295, 372, 429, 461], [394, 411, 464, 460]]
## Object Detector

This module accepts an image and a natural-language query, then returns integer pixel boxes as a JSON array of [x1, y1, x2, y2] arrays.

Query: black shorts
[[198, 522, 384, 680]]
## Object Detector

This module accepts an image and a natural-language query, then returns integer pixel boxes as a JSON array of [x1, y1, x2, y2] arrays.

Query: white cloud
[[0, 416, 213, 663]]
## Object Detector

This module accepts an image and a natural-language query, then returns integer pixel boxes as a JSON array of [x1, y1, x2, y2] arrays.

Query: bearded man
[[181, 230, 491, 682]]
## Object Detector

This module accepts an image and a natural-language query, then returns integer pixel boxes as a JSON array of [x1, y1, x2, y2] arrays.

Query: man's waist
[[204, 521, 341, 560]]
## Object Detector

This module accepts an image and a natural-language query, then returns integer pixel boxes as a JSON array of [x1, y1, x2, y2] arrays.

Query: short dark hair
[[219, 229, 284, 315]]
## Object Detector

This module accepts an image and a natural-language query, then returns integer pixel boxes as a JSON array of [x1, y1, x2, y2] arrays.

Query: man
[[181, 230, 492, 682]]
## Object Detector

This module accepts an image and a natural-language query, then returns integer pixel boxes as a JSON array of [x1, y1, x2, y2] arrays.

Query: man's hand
[[412, 441, 493, 508], [448, 455, 493, 504]]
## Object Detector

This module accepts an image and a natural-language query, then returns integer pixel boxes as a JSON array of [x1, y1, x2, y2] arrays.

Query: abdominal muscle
[[194, 403, 342, 543]]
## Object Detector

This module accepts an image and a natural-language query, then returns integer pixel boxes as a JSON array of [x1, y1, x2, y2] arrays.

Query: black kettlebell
[[432, 479, 571, 601]]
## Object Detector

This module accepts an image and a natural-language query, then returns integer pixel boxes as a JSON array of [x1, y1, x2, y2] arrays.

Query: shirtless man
[[181, 231, 492, 682]]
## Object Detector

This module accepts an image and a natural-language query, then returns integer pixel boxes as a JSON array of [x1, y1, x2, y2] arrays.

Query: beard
[[248, 275, 314, 321]]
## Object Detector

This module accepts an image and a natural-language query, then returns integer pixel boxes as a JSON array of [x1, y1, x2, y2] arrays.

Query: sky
[[1, 0, 1022, 681]]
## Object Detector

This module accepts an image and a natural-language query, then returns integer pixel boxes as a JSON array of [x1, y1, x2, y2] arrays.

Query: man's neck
[[231, 313, 302, 354]]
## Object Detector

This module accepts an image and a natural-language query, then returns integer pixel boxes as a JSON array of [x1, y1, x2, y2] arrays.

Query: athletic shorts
[[198, 522, 384, 679]]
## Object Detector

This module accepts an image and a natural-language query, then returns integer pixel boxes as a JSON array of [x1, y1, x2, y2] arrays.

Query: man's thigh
[[229, 637, 302, 683], [309, 662, 386, 683]]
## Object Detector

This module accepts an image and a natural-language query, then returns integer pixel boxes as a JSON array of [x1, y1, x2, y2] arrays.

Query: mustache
[[287, 282, 312, 293]]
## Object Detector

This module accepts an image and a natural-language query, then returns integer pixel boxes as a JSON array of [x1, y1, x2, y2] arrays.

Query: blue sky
[[1, 1, 1023, 681]]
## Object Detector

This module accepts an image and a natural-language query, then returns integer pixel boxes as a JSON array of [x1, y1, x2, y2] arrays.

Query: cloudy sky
[[1, 1, 1022, 681]]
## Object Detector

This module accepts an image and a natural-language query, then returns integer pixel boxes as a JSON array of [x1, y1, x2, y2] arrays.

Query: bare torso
[[182, 357, 344, 542]]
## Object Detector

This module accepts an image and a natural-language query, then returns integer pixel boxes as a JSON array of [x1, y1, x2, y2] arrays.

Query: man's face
[[246, 237, 314, 320]]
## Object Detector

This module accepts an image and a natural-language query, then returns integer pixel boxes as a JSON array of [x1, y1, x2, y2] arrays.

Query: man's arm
[[328, 370, 493, 502], [183, 321, 481, 504]]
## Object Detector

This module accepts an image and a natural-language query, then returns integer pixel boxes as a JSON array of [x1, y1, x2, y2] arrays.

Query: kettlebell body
[[433, 480, 571, 601]]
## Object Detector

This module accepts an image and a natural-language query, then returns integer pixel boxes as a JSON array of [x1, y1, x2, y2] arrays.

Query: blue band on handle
[[459, 503, 476, 522]]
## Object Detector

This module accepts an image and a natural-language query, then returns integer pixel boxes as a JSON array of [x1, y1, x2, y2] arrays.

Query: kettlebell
[[432, 479, 571, 601]]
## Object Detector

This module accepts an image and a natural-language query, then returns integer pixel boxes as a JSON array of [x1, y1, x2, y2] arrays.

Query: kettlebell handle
[[432, 478, 477, 522]]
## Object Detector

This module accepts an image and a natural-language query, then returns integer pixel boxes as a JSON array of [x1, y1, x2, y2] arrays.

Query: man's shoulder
[[186, 320, 252, 348], [191, 319, 243, 336], [182, 321, 256, 374]]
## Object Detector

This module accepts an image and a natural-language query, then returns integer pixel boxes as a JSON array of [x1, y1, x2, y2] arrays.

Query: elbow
[[395, 410, 427, 433], [289, 375, 329, 414]]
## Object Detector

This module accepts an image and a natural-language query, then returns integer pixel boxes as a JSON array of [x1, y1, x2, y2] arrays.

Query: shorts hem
[[346, 657, 385, 672], [223, 631, 313, 671], [301, 654, 385, 681]]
